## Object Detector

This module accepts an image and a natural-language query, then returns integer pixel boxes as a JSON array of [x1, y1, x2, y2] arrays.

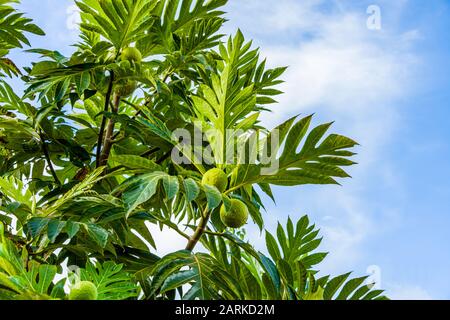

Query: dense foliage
[[0, 0, 387, 300]]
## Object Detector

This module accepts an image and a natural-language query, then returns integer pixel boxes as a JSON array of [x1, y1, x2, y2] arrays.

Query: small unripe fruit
[[120, 47, 142, 63], [201, 168, 228, 193], [115, 80, 137, 97], [69, 281, 98, 300], [103, 49, 117, 64], [220, 199, 249, 229]]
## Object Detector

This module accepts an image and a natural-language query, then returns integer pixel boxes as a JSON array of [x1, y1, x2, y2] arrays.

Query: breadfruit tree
[[0, 0, 387, 300]]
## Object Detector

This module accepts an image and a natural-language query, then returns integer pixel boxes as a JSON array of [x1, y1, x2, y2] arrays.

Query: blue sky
[[8, 0, 450, 299]]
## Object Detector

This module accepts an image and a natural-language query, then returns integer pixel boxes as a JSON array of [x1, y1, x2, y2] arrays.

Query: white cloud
[[256, 13, 418, 128], [387, 283, 433, 300], [316, 191, 375, 271]]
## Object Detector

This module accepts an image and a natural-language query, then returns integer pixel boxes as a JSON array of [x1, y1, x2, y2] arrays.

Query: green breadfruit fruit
[[68, 281, 98, 300], [220, 199, 249, 229], [115, 80, 137, 97], [201, 168, 228, 193], [103, 49, 117, 64], [120, 47, 142, 63]]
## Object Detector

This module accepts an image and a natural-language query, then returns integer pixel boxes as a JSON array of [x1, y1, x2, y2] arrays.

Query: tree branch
[[185, 208, 211, 251], [141, 147, 160, 158], [39, 131, 61, 185], [96, 72, 115, 168], [99, 93, 121, 167]]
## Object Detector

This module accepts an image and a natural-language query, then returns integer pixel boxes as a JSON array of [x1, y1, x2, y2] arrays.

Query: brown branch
[[141, 147, 160, 158], [185, 208, 211, 251], [156, 150, 172, 165], [96, 72, 115, 168], [99, 93, 121, 167], [39, 131, 61, 185]]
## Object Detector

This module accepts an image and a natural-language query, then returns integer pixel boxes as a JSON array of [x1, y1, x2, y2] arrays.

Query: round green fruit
[[120, 47, 142, 63], [68, 281, 98, 300], [103, 49, 117, 64], [201, 168, 228, 193], [115, 80, 137, 97], [220, 199, 249, 229]]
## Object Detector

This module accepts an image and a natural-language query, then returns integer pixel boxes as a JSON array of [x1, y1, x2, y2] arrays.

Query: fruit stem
[[185, 208, 211, 251]]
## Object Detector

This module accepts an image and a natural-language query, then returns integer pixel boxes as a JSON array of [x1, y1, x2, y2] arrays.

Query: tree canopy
[[0, 0, 386, 300]]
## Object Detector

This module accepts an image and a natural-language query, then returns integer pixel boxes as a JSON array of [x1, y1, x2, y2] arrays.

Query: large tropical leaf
[[137, 0, 228, 55], [261, 217, 387, 300], [79, 261, 139, 300], [0, 0, 44, 77], [76, 0, 157, 50], [191, 31, 258, 165], [229, 115, 358, 192], [114, 170, 224, 216], [0, 0, 44, 49], [0, 231, 59, 300], [0, 80, 35, 116], [147, 250, 239, 300]]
